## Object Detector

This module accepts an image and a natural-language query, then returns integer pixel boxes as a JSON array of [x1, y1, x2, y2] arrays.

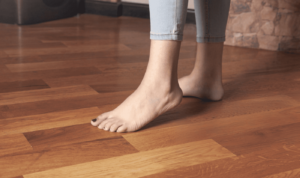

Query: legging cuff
[[197, 36, 225, 43], [150, 34, 183, 41]]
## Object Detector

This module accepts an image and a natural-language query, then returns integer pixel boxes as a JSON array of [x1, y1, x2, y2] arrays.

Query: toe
[[98, 120, 109, 129], [116, 125, 127, 133], [91, 113, 109, 126], [103, 122, 114, 131], [109, 123, 122, 132]]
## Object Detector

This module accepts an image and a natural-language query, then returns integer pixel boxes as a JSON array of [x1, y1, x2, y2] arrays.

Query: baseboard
[[85, 0, 122, 17], [85, 1, 196, 24]]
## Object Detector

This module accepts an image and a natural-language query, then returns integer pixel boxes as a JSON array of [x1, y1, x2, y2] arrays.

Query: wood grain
[[0, 137, 137, 178], [0, 107, 107, 136], [0, 79, 50, 93], [263, 168, 300, 178], [24, 123, 123, 151], [1, 14, 300, 178], [23, 139, 236, 178], [0, 85, 98, 105], [0, 134, 33, 157], [0, 67, 102, 83], [142, 141, 300, 178], [124, 106, 300, 151]]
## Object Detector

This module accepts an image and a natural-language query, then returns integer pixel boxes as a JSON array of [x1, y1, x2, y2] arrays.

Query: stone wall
[[225, 0, 300, 53]]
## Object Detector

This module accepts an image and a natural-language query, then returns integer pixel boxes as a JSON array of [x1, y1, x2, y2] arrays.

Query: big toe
[[91, 113, 109, 126]]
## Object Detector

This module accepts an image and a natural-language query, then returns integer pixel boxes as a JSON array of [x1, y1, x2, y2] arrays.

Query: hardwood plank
[[123, 106, 300, 151], [141, 95, 298, 131], [0, 67, 102, 83], [0, 91, 130, 120], [0, 79, 50, 93], [142, 141, 300, 178], [5, 59, 117, 72], [4, 44, 130, 57], [44, 73, 142, 88], [24, 123, 123, 151], [213, 120, 300, 155], [23, 139, 236, 178], [0, 64, 11, 73], [0, 50, 8, 58], [0, 85, 98, 105], [0, 107, 106, 136], [0, 137, 137, 178], [263, 168, 300, 178], [0, 41, 67, 50], [0, 134, 33, 157]]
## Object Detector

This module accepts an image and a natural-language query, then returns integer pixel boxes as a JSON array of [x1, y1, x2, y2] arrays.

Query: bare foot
[[179, 42, 224, 101], [91, 82, 182, 132], [179, 74, 224, 101], [91, 40, 183, 132]]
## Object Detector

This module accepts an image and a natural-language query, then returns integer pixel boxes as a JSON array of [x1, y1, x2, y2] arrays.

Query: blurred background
[[0, 0, 299, 53]]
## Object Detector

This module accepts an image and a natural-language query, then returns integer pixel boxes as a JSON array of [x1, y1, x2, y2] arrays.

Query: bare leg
[[91, 40, 183, 132], [179, 42, 224, 101]]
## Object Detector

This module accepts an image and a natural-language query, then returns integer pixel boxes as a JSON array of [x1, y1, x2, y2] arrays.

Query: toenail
[[92, 118, 97, 122]]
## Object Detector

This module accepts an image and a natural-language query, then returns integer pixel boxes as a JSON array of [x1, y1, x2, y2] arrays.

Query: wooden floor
[[0, 14, 300, 178]]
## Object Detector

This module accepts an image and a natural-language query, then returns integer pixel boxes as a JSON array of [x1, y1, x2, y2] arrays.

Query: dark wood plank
[[4, 44, 130, 57], [0, 79, 50, 93], [0, 85, 99, 106], [24, 123, 123, 151], [0, 91, 130, 120], [0, 134, 33, 157], [213, 120, 300, 155], [141, 95, 298, 131], [0, 67, 102, 83], [0, 137, 138, 178]]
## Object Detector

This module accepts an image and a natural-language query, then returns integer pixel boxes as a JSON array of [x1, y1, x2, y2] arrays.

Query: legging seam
[[151, 33, 183, 36]]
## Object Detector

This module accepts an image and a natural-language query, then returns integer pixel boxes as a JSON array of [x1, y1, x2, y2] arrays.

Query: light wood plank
[[0, 137, 137, 178], [0, 134, 33, 157], [263, 168, 300, 178], [0, 85, 98, 105], [142, 141, 300, 178], [23, 139, 236, 178], [124, 106, 300, 151], [0, 107, 106, 136]]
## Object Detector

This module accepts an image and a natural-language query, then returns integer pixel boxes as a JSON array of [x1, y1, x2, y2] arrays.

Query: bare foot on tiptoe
[[178, 74, 224, 101]]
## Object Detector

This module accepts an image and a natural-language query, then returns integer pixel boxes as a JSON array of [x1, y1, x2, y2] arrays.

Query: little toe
[[109, 123, 122, 132]]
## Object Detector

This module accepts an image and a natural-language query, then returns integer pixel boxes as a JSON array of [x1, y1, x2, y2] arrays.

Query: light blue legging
[[149, 0, 231, 43]]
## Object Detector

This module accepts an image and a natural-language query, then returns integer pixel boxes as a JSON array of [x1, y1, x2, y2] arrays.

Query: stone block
[[278, 36, 300, 53], [257, 34, 281, 50], [232, 12, 259, 33], [261, 6, 277, 21], [275, 12, 298, 36], [230, 0, 252, 14], [260, 21, 275, 35]]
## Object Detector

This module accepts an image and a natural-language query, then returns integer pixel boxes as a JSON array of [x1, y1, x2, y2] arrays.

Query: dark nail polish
[[92, 118, 97, 122]]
